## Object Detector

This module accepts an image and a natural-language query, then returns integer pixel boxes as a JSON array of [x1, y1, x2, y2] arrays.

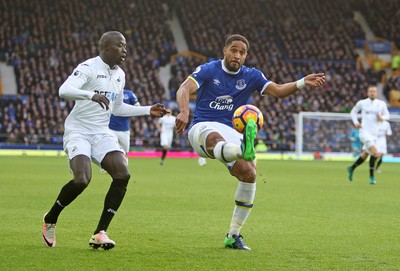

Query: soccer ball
[[232, 104, 264, 133]]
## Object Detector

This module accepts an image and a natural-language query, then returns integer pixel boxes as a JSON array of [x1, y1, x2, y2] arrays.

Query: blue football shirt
[[189, 60, 271, 128], [109, 89, 139, 131]]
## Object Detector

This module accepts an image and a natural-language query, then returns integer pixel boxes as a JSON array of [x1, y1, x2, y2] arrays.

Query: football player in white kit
[[42, 31, 166, 249], [347, 85, 390, 185], [157, 107, 176, 165], [375, 120, 392, 173]]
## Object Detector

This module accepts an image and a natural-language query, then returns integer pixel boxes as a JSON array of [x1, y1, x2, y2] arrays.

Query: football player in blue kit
[[175, 34, 326, 250], [109, 89, 140, 154]]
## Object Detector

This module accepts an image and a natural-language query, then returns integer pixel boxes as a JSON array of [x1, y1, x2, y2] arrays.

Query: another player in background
[[375, 120, 392, 173], [175, 34, 325, 250], [349, 127, 361, 158], [198, 157, 207, 166], [157, 107, 176, 165], [109, 89, 140, 155], [41, 31, 166, 250], [347, 85, 390, 185]]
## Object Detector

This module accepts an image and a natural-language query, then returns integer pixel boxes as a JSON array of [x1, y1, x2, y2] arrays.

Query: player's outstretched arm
[[264, 73, 325, 98], [150, 104, 168, 117], [175, 78, 198, 133]]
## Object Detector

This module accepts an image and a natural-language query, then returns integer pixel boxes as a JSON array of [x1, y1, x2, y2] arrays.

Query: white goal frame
[[295, 112, 400, 160]]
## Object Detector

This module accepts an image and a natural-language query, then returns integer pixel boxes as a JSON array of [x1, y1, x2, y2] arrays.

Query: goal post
[[294, 112, 400, 160]]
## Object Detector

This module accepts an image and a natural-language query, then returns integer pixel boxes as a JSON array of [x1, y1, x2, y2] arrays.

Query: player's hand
[[175, 112, 189, 134], [92, 94, 110, 110], [305, 73, 326, 88], [150, 103, 167, 117], [377, 114, 384, 121]]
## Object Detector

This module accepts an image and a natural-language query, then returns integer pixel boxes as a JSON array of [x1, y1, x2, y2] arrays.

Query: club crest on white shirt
[[73, 70, 81, 77]]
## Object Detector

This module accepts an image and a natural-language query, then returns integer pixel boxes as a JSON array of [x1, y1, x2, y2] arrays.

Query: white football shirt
[[159, 115, 176, 137], [350, 98, 390, 136], [59, 56, 150, 135]]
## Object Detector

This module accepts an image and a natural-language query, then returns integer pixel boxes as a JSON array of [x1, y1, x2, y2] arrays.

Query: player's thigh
[[160, 133, 172, 148], [64, 133, 93, 182], [69, 155, 92, 185], [110, 130, 129, 153], [188, 122, 241, 158], [101, 151, 130, 180], [375, 139, 387, 154], [64, 132, 92, 160], [359, 132, 377, 150], [91, 133, 124, 166]]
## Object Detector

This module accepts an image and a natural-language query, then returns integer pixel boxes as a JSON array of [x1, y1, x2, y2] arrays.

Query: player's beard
[[227, 61, 241, 72]]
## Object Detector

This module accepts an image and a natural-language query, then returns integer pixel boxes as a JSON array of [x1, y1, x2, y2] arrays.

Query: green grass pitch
[[0, 156, 399, 270]]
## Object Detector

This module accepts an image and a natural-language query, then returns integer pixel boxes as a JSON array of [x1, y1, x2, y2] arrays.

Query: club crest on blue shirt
[[236, 79, 247, 90]]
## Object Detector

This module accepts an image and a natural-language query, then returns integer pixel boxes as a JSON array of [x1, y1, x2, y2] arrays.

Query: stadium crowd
[[0, 0, 399, 153]]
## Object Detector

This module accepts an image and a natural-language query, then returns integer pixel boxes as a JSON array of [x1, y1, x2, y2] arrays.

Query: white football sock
[[228, 182, 256, 237], [213, 141, 242, 162]]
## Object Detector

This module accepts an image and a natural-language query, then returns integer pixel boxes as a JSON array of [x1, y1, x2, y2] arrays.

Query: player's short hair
[[225, 34, 250, 51]]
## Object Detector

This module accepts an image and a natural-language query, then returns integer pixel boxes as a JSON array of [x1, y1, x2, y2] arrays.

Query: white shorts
[[110, 129, 130, 153], [188, 122, 242, 168], [63, 132, 124, 166], [375, 136, 387, 154], [160, 132, 173, 148], [360, 131, 378, 153]]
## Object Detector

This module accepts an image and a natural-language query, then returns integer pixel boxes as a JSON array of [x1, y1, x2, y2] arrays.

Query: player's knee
[[112, 178, 129, 189], [231, 162, 256, 183], [73, 176, 91, 191], [114, 171, 131, 182], [239, 168, 257, 183]]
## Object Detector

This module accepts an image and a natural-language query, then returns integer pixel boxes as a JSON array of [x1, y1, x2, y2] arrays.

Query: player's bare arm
[[175, 78, 198, 133], [264, 73, 325, 98], [92, 93, 110, 110]]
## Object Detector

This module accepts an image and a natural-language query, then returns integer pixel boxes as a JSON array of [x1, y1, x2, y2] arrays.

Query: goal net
[[294, 112, 400, 160]]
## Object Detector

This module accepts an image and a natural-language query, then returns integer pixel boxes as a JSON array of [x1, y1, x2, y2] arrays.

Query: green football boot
[[241, 119, 257, 161]]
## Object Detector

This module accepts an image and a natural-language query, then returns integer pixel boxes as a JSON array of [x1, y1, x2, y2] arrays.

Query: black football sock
[[161, 149, 167, 160], [94, 179, 129, 234], [351, 156, 365, 170], [369, 156, 377, 177], [45, 180, 85, 224], [376, 157, 382, 170]]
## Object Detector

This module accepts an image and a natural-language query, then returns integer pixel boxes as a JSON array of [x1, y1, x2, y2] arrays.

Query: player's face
[[367, 86, 378, 100], [223, 40, 248, 72], [107, 34, 127, 67]]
